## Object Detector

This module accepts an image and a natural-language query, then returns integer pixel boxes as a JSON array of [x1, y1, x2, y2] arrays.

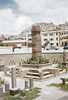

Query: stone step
[[59, 69, 63, 71], [26, 72, 40, 77], [43, 74, 54, 79], [27, 72, 39, 75], [24, 75, 39, 79], [29, 70, 39, 73], [60, 69, 66, 74], [43, 71, 51, 75]]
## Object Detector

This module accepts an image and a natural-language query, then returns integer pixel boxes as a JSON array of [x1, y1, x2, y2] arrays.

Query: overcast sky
[[0, 0, 68, 35]]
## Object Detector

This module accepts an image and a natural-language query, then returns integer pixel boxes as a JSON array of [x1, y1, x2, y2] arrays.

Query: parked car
[[41, 45, 45, 48], [63, 46, 68, 49], [46, 45, 59, 50]]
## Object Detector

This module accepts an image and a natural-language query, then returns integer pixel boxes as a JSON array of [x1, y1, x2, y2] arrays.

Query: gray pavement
[[0, 71, 68, 100]]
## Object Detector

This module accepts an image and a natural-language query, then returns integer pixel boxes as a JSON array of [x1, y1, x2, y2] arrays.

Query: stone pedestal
[[25, 80, 28, 89], [11, 67, 16, 88], [24, 80, 29, 92], [0, 86, 4, 100], [9, 67, 19, 97], [29, 78, 34, 91], [9, 88, 19, 97], [5, 82, 9, 94]]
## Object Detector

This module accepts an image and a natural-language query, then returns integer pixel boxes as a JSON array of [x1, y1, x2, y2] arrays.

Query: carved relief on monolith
[[31, 25, 42, 61]]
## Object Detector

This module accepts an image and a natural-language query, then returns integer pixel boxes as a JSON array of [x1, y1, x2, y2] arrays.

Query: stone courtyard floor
[[0, 71, 68, 100]]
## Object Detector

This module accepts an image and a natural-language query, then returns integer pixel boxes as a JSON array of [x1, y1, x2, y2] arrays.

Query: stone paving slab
[[59, 96, 68, 100]]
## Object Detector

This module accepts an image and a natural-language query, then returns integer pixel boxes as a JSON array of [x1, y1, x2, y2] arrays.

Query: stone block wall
[[0, 52, 68, 66]]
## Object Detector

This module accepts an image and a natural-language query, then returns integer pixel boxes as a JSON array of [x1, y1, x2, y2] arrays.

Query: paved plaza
[[0, 71, 68, 100]]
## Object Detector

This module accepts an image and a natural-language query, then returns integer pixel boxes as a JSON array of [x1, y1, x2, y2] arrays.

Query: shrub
[[24, 57, 49, 64], [57, 64, 66, 69], [0, 77, 5, 85], [0, 43, 3, 46]]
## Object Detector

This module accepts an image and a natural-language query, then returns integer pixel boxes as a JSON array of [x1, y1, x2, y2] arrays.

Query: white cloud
[[14, 0, 68, 24], [15, 15, 33, 34], [0, 8, 33, 35], [0, 0, 68, 35], [0, 8, 16, 35]]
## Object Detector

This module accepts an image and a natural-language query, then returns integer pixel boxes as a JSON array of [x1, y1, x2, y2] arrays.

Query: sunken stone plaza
[[0, 25, 68, 100]]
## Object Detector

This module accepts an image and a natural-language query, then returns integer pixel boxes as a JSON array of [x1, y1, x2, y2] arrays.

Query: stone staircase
[[59, 69, 66, 74], [43, 70, 54, 79], [24, 68, 54, 80], [24, 69, 40, 79]]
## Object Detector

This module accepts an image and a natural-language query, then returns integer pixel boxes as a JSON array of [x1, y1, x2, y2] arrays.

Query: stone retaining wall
[[0, 52, 68, 66]]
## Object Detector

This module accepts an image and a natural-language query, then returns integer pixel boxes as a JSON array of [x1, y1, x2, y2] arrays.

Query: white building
[[41, 31, 60, 46], [2, 40, 27, 46], [27, 30, 68, 47]]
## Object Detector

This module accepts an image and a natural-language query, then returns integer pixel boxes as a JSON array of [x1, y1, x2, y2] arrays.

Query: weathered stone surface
[[25, 81, 28, 89], [29, 78, 34, 91], [5, 82, 9, 93], [63, 51, 66, 63], [0, 86, 4, 100], [31, 25, 42, 61], [31, 25, 40, 32], [11, 67, 16, 88], [9, 88, 19, 97]]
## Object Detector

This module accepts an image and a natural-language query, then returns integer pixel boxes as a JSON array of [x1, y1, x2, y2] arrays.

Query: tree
[[44, 40, 50, 47]]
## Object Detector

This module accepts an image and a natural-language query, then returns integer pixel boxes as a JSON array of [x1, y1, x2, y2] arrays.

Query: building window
[[64, 37, 67, 39], [43, 34, 48, 36], [56, 38, 58, 40], [56, 43, 58, 46], [61, 33, 63, 35], [6, 44, 8, 46], [50, 38, 53, 41], [49, 33, 53, 36], [29, 38, 32, 41], [56, 33, 58, 35], [44, 39, 48, 41], [62, 42, 63, 46], [50, 43, 54, 45], [60, 33, 62, 35], [62, 37, 63, 39], [64, 32, 66, 34]]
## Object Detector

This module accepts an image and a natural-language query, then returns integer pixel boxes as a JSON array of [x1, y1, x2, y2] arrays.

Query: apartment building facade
[[27, 30, 68, 47]]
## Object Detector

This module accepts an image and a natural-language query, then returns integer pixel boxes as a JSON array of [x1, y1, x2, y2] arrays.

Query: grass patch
[[3, 87, 41, 100], [25, 87, 41, 100], [49, 83, 68, 91], [4, 94, 19, 100], [65, 78, 68, 82]]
